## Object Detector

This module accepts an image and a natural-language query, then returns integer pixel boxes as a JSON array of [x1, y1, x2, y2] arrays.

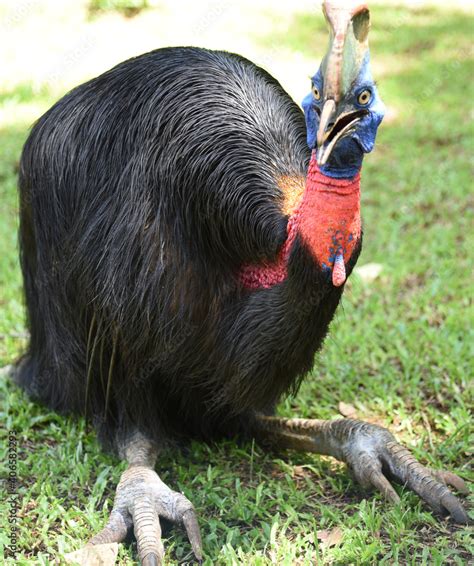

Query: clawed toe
[[341, 423, 470, 524], [353, 452, 400, 504], [89, 509, 131, 546], [254, 416, 470, 525], [182, 508, 204, 562], [89, 466, 202, 564], [430, 468, 469, 495], [382, 441, 471, 524], [142, 553, 161, 566]]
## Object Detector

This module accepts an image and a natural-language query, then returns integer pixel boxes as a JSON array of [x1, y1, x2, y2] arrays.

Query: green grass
[[1, 4, 473, 564]]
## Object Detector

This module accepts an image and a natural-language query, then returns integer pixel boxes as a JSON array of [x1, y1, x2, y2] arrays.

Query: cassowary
[[16, 1, 469, 563]]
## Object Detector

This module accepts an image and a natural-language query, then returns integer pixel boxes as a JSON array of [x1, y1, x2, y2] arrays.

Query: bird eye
[[357, 89, 372, 106], [312, 85, 321, 101]]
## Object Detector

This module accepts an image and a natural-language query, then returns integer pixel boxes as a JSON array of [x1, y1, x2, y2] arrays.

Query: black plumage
[[17, 47, 359, 447]]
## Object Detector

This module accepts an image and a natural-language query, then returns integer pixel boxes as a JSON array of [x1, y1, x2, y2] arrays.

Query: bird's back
[[18, 47, 319, 442]]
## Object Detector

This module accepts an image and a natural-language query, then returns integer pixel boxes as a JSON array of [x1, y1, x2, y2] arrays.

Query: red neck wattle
[[239, 152, 361, 289]]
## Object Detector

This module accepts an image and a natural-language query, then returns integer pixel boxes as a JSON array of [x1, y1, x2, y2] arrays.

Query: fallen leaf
[[317, 526, 343, 549], [354, 263, 383, 283], [293, 465, 315, 479], [338, 401, 358, 419], [64, 543, 118, 566]]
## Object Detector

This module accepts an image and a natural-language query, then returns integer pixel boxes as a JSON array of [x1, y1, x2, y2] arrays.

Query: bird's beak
[[316, 99, 336, 166], [316, 99, 336, 149], [316, 101, 367, 166]]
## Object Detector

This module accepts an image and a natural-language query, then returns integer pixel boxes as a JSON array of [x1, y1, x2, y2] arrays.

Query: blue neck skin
[[318, 137, 364, 179], [302, 54, 385, 180]]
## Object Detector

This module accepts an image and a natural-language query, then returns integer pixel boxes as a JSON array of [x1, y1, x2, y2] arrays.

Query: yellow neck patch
[[277, 175, 306, 216]]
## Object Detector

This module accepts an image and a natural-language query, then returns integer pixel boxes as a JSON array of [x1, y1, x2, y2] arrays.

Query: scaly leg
[[89, 431, 202, 565], [253, 415, 470, 524]]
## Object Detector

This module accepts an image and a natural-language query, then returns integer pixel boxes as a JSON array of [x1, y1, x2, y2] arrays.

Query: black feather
[[16, 47, 360, 448]]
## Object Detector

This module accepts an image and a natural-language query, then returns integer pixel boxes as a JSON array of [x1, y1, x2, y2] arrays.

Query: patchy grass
[[0, 3, 473, 565]]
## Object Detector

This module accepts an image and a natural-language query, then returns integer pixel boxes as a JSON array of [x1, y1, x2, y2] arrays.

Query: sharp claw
[[440, 491, 471, 525], [182, 508, 203, 561], [142, 552, 162, 566]]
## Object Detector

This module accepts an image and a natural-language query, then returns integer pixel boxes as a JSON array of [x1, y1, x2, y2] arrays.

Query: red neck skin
[[239, 151, 361, 289]]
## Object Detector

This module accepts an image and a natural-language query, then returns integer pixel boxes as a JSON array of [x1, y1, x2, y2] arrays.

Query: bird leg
[[253, 415, 470, 524], [88, 431, 202, 565]]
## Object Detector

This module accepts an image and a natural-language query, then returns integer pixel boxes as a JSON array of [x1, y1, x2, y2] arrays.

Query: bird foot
[[89, 465, 202, 565], [254, 415, 470, 524], [339, 420, 470, 523]]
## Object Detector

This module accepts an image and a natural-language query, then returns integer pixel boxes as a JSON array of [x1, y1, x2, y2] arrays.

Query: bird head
[[302, 1, 385, 178]]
